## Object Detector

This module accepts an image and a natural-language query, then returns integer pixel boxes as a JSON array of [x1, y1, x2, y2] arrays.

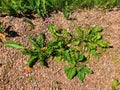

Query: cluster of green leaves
[[76, 26, 109, 58], [5, 33, 51, 67], [0, 0, 120, 18], [0, 0, 77, 18], [47, 25, 109, 81], [4, 25, 109, 82]]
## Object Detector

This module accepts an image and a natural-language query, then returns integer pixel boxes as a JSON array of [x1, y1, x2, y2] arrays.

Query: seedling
[[5, 25, 110, 82], [28, 77, 36, 82]]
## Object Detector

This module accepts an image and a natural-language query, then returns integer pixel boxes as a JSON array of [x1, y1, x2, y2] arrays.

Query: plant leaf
[[93, 26, 103, 32], [27, 56, 38, 67], [37, 33, 44, 48], [88, 43, 97, 51], [4, 41, 24, 49], [76, 27, 84, 39], [81, 65, 93, 74], [72, 40, 80, 46], [64, 50, 76, 65], [29, 37, 39, 48], [112, 79, 119, 87], [77, 65, 93, 82], [64, 66, 77, 80], [77, 71, 85, 82], [91, 50, 100, 58], [97, 40, 108, 48], [56, 55, 62, 62], [78, 54, 85, 62]]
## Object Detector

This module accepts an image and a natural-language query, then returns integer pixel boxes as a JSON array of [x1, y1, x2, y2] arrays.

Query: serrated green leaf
[[64, 50, 76, 65], [45, 47, 53, 56], [91, 50, 100, 58], [77, 65, 92, 82], [82, 66, 93, 74], [56, 56, 62, 62], [78, 54, 85, 62], [88, 43, 97, 51], [76, 27, 84, 39], [77, 71, 85, 82], [64, 50, 71, 62], [91, 33, 102, 42], [97, 40, 108, 48], [96, 33, 102, 40], [4, 41, 25, 49], [64, 66, 77, 80]]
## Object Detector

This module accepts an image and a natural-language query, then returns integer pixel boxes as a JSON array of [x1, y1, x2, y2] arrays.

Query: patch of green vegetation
[[0, 0, 119, 18], [112, 79, 120, 90], [5, 25, 110, 82], [28, 77, 36, 82]]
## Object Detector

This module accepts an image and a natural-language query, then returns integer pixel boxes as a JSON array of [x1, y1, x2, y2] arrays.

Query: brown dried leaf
[[0, 33, 6, 42]]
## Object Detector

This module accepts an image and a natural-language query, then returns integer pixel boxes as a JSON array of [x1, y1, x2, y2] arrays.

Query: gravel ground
[[0, 9, 120, 90]]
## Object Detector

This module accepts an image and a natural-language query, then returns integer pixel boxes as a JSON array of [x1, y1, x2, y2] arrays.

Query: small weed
[[5, 25, 110, 82], [28, 77, 36, 82]]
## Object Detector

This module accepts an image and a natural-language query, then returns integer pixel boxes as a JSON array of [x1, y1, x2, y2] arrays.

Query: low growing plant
[[5, 24, 109, 82], [1, 0, 119, 19]]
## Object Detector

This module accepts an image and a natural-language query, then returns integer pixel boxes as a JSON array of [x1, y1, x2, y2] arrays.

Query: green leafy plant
[[5, 33, 51, 67], [5, 24, 110, 82], [47, 25, 109, 81], [1, 0, 119, 18]]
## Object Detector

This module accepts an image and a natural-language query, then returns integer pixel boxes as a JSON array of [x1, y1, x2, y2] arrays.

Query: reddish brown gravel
[[0, 9, 120, 90]]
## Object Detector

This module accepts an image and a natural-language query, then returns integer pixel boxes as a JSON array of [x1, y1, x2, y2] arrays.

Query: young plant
[[48, 25, 93, 82], [48, 25, 109, 82], [5, 33, 51, 67], [5, 24, 110, 82]]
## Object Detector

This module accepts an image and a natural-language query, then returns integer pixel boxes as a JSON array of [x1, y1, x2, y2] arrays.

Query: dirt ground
[[0, 9, 120, 90]]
